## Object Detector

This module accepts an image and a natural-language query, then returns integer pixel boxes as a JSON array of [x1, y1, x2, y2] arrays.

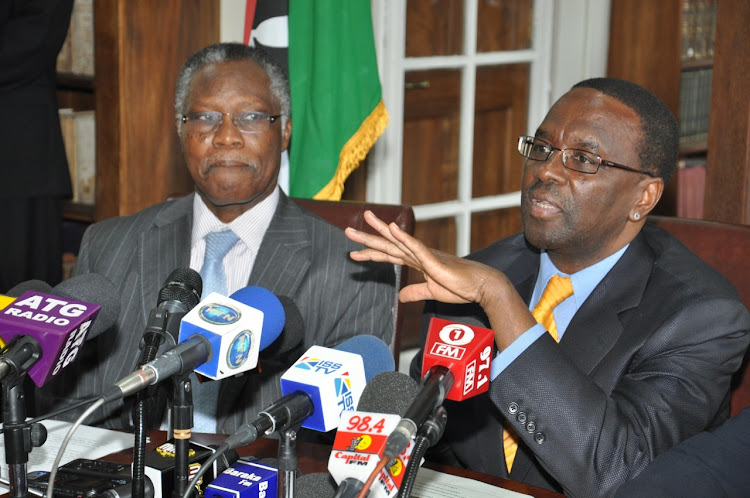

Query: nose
[[530, 149, 567, 183], [212, 113, 244, 147]]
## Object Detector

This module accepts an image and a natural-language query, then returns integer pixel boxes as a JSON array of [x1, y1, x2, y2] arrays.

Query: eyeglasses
[[181, 110, 282, 134], [517, 135, 656, 177]]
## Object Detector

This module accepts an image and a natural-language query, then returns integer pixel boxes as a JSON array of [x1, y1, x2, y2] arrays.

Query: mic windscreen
[[334, 335, 395, 381], [295, 472, 337, 498], [356, 371, 420, 416], [6, 279, 53, 297], [157, 268, 202, 309], [229, 286, 285, 350], [275, 295, 305, 353], [53, 273, 120, 340]]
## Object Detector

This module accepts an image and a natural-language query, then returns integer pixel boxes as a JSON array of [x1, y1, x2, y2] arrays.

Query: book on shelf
[[56, 0, 94, 77], [681, 0, 717, 62], [677, 157, 706, 220], [59, 109, 96, 205], [679, 67, 712, 146]]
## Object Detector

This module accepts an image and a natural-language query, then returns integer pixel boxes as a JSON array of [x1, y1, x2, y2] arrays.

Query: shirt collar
[[191, 187, 280, 250], [537, 244, 629, 308]]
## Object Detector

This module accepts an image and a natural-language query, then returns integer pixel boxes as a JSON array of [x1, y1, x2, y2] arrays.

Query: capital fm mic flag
[[245, 0, 388, 200]]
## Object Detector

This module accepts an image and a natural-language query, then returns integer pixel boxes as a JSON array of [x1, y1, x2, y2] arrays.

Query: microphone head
[[295, 472, 337, 498], [356, 371, 420, 416], [259, 295, 305, 361], [229, 286, 285, 350], [6, 279, 53, 297], [334, 335, 395, 381], [422, 317, 495, 401], [53, 273, 120, 340], [157, 268, 202, 310]]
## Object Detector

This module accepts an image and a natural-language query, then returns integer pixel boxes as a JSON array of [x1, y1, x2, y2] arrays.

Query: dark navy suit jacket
[[410, 225, 750, 497]]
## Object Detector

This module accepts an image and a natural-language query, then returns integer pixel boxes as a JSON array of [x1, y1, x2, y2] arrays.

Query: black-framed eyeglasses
[[517, 135, 656, 177], [181, 110, 282, 134]]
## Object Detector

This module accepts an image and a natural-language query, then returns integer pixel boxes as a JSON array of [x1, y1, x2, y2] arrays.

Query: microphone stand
[[0, 337, 47, 498], [170, 373, 194, 498], [277, 426, 301, 498], [132, 308, 172, 498]]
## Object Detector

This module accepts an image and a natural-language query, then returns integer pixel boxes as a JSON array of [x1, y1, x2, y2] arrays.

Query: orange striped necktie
[[502, 275, 574, 472]]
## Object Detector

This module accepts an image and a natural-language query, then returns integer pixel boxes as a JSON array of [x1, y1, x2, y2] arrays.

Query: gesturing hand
[[345, 210, 506, 307]]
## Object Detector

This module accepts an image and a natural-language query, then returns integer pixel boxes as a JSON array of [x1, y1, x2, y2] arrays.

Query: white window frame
[[367, 0, 611, 257]]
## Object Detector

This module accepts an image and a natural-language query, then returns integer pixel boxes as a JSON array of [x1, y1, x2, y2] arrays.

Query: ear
[[633, 177, 664, 218], [281, 118, 292, 152]]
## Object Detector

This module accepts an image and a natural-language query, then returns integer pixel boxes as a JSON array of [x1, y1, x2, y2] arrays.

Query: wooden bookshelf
[[607, 0, 715, 217], [60, 0, 220, 223], [608, 0, 749, 225]]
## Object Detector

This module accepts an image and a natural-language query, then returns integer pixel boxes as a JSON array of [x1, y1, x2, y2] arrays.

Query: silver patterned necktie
[[193, 229, 239, 432]]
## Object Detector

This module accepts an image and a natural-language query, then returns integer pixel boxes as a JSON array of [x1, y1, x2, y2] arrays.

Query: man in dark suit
[[616, 406, 750, 497], [36, 43, 395, 434], [346, 78, 750, 497], [0, 0, 74, 290]]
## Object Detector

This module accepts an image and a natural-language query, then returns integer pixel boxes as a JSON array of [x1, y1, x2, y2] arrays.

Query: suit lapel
[[248, 193, 312, 296], [559, 232, 654, 374], [137, 195, 193, 325]]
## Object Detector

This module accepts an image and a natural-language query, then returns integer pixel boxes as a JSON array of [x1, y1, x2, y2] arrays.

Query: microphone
[[383, 317, 494, 460], [222, 335, 396, 450], [0, 280, 54, 312], [296, 473, 338, 498], [327, 372, 420, 498], [104, 287, 290, 401], [178, 287, 285, 379], [0, 273, 120, 387], [141, 268, 202, 352]]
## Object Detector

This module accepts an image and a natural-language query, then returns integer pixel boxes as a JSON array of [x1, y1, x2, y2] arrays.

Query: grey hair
[[174, 42, 290, 134]]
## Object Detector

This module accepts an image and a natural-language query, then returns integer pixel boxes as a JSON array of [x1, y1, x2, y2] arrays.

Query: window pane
[[472, 64, 530, 198], [399, 216, 458, 350], [406, 0, 465, 57], [477, 0, 533, 52], [402, 70, 461, 205], [471, 207, 522, 252]]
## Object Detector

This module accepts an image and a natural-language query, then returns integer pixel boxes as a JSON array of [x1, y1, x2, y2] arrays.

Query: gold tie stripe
[[503, 275, 573, 472]]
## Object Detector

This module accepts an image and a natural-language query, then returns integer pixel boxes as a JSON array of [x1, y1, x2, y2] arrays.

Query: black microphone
[[140, 268, 202, 359], [5, 280, 53, 297], [296, 473, 338, 498]]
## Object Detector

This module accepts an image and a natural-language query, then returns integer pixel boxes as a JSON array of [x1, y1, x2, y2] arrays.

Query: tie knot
[[204, 230, 239, 261], [544, 275, 573, 308]]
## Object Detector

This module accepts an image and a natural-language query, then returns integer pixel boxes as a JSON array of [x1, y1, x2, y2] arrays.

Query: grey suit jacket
[[410, 224, 750, 497], [37, 191, 395, 434]]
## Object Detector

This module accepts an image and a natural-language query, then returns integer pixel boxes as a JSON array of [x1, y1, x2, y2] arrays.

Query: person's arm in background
[[616, 407, 750, 497]]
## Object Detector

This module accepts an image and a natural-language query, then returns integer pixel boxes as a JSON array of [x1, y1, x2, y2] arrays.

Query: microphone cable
[[0, 395, 99, 434], [397, 405, 447, 498], [44, 398, 106, 498]]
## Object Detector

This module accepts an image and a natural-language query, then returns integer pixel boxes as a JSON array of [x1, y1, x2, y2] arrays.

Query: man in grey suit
[[36, 43, 395, 434], [346, 78, 750, 497]]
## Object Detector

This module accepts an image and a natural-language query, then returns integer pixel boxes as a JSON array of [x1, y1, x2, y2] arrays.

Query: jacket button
[[508, 402, 519, 414], [525, 421, 536, 433], [534, 432, 546, 444], [516, 411, 527, 424]]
